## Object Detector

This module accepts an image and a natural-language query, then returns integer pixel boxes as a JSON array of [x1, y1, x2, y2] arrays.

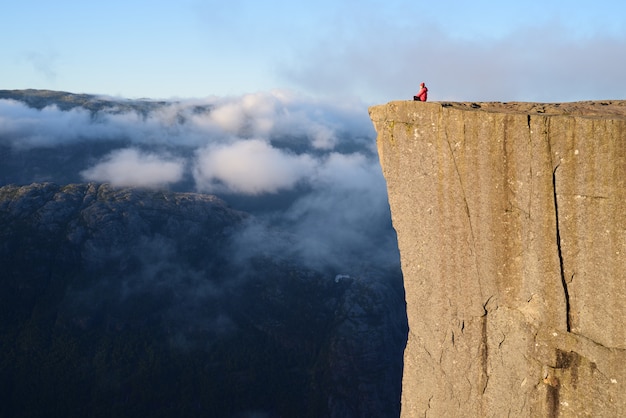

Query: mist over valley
[[0, 89, 407, 417]]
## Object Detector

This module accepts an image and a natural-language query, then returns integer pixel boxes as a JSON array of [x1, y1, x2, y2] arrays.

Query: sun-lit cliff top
[[372, 100, 626, 119]]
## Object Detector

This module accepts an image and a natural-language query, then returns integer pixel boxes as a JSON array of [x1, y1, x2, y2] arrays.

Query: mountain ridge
[[0, 89, 407, 417], [0, 89, 176, 113], [0, 181, 406, 417]]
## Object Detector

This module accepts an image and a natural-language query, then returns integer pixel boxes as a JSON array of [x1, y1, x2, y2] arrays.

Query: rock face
[[369, 101, 626, 417]]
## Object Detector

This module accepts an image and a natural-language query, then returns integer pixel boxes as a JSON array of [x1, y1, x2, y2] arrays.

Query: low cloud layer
[[0, 90, 396, 276], [81, 148, 185, 188], [193, 139, 317, 195], [0, 91, 375, 190]]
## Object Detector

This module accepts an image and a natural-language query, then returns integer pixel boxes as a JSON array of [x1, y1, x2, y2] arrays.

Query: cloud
[[207, 92, 278, 136], [0, 98, 218, 150], [230, 151, 399, 273], [1, 90, 374, 148], [0, 100, 117, 148], [81, 148, 185, 188], [193, 139, 317, 194], [279, 21, 626, 103], [284, 153, 395, 269], [2, 88, 401, 282], [311, 152, 379, 191]]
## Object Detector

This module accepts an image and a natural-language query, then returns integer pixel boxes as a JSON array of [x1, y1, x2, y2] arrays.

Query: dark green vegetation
[[0, 183, 406, 417]]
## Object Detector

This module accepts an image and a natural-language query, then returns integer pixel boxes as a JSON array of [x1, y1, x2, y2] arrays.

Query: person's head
[[420, 82, 425, 88]]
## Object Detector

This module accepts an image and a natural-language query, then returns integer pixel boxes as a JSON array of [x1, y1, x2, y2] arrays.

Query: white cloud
[[206, 92, 278, 137], [314, 152, 378, 190], [280, 21, 626, 103], [193, 139, 317, 195], [229, 150, 396, 272], [81, 148, 184, 188], [0, 100, 119, 148], [1, 91, 379, 197], [2, 89, 401, 275], [0, 91, 375, 154]]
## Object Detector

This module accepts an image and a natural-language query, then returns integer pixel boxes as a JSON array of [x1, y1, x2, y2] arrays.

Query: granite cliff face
[[369, 101, 626, 417]]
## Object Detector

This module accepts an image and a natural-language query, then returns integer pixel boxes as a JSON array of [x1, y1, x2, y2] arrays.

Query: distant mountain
[[0, 90, 407, 417], [0, 89, 209, 114], [0, 183, 405, 417], [0, 89, 205, 191]]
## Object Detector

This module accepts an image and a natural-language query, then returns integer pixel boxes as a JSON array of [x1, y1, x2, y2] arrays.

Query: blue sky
[[2, 0, 626, 103]]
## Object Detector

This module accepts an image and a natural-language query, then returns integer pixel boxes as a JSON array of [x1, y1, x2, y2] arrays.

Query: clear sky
[[2, 0, 625, 104]]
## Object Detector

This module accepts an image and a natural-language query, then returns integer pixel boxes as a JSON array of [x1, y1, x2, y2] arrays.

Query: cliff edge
[[369, 101, 626, 417]]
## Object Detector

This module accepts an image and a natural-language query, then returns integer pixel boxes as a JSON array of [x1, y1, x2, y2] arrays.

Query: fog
[[193, 139, 317, 195], [0, 90, 398, 278], [81, 148, 185, 188]]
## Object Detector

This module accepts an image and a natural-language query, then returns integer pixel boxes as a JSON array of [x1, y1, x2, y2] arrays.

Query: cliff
[[369, 101, 626, 417]]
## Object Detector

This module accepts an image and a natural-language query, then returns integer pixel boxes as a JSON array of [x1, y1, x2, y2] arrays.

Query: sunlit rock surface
[[370, 100, 626, 417]]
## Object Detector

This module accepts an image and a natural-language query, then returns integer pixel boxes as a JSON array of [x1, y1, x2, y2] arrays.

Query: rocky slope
[[0, 183, 406, 417], [369, 101, 625, 417]]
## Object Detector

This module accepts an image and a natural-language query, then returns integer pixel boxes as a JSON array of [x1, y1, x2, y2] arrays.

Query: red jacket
[[416, 86, 428, 102]]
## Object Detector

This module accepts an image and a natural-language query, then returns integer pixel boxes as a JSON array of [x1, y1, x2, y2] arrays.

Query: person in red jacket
[[413, 82, 428, 101]]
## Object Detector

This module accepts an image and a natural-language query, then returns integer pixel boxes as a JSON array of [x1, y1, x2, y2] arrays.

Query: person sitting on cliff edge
[[413, 82, 428, 102]]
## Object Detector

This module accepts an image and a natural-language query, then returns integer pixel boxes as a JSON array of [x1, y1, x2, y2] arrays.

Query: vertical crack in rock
[[479, 295, 494, 396], [480, 313, 489, 394], [442, 110, 473, 235], [440, 109, 485, 300], [444, 121, 479, 266], [527, 115, 535, 221], [552, 164, 571, 332]]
